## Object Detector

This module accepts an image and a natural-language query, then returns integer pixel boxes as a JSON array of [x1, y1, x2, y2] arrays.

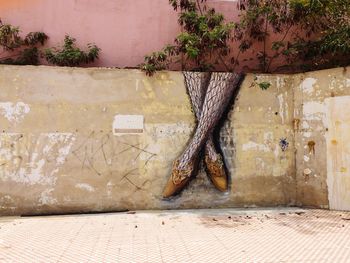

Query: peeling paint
[[303, 101, 325, 122], [106, 181, 114, 197], [276, 76, 286, 91], [242, 141, 270, 152], [326, 96, 350, 211], [6, 66, 348, 215], [39, 189, 57, 205], [300, 78, 317, 95], [0, 133, 75, 186], [303, 132, 312, 138], [0, 102, 30, 123], [302, 121, 310, 130], [274, 145, 279, 159], [277, 94, 285, 124], [75, 183, 95, 192]]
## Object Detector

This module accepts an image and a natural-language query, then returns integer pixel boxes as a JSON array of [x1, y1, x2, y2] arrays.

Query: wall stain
[[279, 138, 289, 152], [293, 119, 300, 131], [307, 141, 316, 155]]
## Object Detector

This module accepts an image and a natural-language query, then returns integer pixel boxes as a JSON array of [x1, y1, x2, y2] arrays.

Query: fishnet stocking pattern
[[183, 72, 217, 161], [178, 72, 242, 170]]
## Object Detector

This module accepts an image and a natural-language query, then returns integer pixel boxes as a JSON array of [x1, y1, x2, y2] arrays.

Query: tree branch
[[263, 14, 268, 72], [196, 0, 203, 15], [266, 24, 293, 72]]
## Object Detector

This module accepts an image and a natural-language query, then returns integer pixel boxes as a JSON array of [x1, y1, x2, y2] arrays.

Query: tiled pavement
[[1, 208, 350, 262]]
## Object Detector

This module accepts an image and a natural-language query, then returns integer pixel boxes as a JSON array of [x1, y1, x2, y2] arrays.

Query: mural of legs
[[163, 72, 243, 197], [183, 72, 229, 192]]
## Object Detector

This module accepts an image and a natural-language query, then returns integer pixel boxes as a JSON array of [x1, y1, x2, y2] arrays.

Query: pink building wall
[[1, 0, 277, 71]]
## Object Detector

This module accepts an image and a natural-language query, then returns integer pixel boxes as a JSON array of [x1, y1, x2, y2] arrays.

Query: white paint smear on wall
[[39, 188, 58, 205], [300, 78, 317, 95], [242, 141, 270, 152], [303, 101, 325, 122], [75, 183, 95, 192], [0, 133, 76, 186], [325, 96, 350, 211], [277, 92, 289, 124], [0, 102, 30, 123]]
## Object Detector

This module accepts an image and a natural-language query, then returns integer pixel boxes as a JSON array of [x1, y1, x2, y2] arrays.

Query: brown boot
[[204, 154, 228, 192], [163, 160, 194, 198]]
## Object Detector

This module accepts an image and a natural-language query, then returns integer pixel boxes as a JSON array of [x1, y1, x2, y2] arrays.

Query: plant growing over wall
[[0, 20, 48, 65], [0, 19, 101, 67], [140, 0, 350, 198], [141, 1, 245, 197], [234, 0, 350, 72], [140, 0, 235, 75], [141, 0, 350, 75], [44, 35, 100, 67]]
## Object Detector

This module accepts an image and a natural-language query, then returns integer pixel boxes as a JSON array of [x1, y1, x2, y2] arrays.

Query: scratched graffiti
[[0, 133, 75, 185], [68, 131, 157, 191], [0, 132, 157, 192]]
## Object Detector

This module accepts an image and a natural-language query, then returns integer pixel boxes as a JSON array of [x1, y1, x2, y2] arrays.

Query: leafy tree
[[140, 0, 234, 75], [0, 19, 48, 65], [141, 0, 350, 75], [233, 0, 350, 72], [44, 35, 100, 67]]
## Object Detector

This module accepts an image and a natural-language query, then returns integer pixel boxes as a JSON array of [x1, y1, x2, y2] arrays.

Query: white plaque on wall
[[113, 115, 144, 135]]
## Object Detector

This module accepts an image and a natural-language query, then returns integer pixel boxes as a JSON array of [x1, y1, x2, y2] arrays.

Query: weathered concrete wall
[[294, 67, 350, 209], [1, 65, 349, 215], [0, 65, 297, 215], [223, 74, 295, 207], [325, 96, 350, 211]]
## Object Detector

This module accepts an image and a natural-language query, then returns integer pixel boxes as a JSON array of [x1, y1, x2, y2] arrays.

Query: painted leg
[[162, 72, 210, 197], [204, 134, 228, 191], [163, 72, 243, 197], [184, 71, 229, 192], [183, 71, 211, 120]]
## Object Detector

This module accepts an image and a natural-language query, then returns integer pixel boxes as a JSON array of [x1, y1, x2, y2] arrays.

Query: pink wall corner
[[1, 0, 181, 68], [1, 0, 289, 72]]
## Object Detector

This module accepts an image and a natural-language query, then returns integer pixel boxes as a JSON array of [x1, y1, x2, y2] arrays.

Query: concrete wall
[[325, 96, 350, 211], [294, 67, 350, 209], [0, 65, 297, 215], [0, 65, 349, 216]]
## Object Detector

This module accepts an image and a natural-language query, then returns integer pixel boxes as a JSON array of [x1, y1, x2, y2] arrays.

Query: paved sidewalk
[[0, 208, 350, 262]]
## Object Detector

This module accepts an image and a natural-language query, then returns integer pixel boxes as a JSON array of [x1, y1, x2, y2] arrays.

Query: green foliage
[[0, 20, 101, 67], [24, 32, 48, 46], [140, 45, 176, 75], [140, 0, 234, 75], [44, 35, 100, 67], [0, 47, 40, 65], [0, 23, 21, 50], [169, 0, 196, 11], [142, 0, 350, 75], [235, 0, 350, 72], [258, 81, 271, 90], [0, 20, 48, 65]]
